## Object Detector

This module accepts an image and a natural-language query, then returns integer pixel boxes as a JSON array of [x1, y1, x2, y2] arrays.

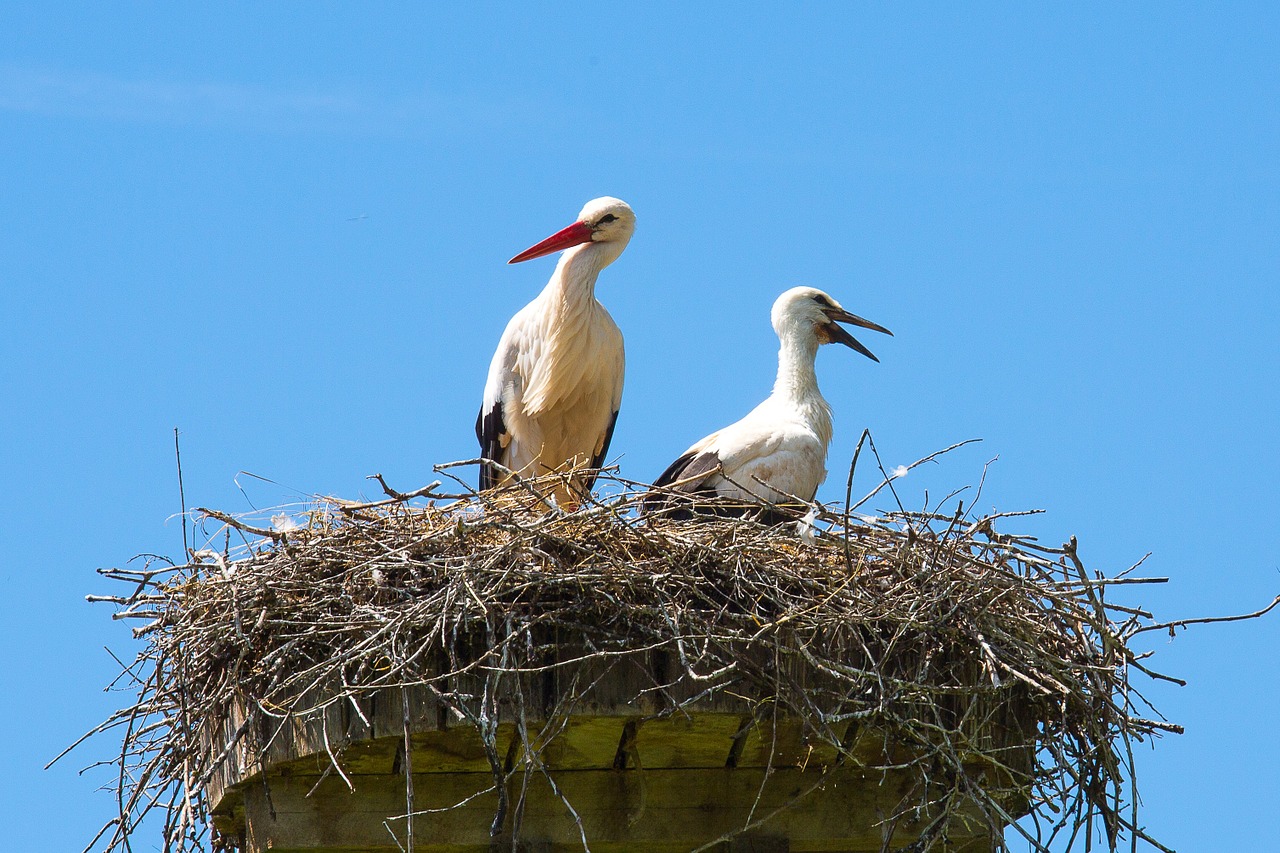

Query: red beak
[[508, 221, 595, 264]]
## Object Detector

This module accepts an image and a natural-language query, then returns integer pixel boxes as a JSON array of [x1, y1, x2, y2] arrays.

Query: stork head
[[771, 286, 893, 362], [508, 197, 636, 264]]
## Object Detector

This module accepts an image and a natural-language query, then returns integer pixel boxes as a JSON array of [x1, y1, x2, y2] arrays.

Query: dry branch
[[68, 460, 1276, 853]]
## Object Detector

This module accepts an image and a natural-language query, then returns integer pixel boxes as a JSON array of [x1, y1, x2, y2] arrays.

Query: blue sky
[[2, 5, 1277, 851]]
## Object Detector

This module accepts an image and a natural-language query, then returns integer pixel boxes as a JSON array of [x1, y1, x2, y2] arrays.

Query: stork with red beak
[[476, 197, 635, 506], [644, 286, 891, 524]]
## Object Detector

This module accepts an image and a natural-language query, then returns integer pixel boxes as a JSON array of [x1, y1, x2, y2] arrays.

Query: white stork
[[644, 286, 891, 523], [476, 197, 635, 506]]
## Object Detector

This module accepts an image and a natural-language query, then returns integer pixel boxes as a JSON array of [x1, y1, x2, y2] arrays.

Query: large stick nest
[[74, 452, 1219, 853]]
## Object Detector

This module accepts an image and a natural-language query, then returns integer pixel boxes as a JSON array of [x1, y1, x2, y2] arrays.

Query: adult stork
[[644, 286, 891, 524], [476, 197, 635, 506]]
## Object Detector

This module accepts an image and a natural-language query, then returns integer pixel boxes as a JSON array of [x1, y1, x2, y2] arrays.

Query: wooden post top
[[207, 646, 1029, 852]]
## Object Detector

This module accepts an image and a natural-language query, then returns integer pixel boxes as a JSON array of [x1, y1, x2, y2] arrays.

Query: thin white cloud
[[0, 65, 538, 138], [0, 65, 367, 131]]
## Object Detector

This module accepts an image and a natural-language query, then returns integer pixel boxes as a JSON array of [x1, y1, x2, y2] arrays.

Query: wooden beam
[[724, 835, 789, 852], [236, 766, 997, 853]]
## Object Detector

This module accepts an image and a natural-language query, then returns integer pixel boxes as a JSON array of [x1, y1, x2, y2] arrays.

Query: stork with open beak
[[644, 286, 891, 523], [476, 197, 635, 506]]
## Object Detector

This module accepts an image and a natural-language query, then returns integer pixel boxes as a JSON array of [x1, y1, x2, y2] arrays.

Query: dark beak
[[821, 308, 893, 362]]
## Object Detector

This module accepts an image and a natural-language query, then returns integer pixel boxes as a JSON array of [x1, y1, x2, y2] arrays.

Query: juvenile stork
[[476, 197, 635, 506], [644, 286, 891, 523]]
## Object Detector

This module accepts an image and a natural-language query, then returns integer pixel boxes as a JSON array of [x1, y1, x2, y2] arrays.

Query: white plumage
[[476, 197, 635, 506], [646, 286, 891, 523]]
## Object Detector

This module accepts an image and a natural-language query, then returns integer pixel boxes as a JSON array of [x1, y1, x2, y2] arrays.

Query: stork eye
[[811, 294, 833, 308], [598, 214, 617, 225]]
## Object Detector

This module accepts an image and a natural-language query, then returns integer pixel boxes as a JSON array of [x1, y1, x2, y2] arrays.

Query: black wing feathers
[[475, 400, 507, 491], [583, 408, 621, 490], [651, 450, 697, 490], [642, 449, 723, 519], [652, 450, 722, 491], [645, 448, 797, 526]]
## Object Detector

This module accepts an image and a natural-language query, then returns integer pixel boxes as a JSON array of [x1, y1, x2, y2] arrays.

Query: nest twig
[[63, 444, 1279, 853]]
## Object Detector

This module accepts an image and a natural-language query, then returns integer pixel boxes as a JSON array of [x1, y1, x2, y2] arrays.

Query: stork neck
[[545, 241, 621, 306], [772, 333, 834, 450], [772, 333, 822, 402]]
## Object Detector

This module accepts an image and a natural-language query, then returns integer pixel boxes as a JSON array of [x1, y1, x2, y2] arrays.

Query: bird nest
[[71, 450, 1242, 853]]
